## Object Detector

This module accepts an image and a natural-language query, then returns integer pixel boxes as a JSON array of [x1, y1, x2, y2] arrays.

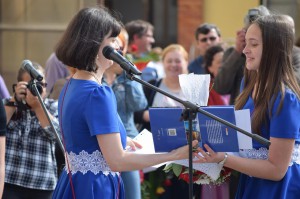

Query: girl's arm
[[97, 133, 199, 172], [199, 137, 294, 181]]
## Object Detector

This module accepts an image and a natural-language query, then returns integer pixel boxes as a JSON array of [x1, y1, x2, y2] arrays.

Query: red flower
[[221, 167, 232, 176], [131, 44, 138, 52], [178, 171, 205, 183], [165, 164, 232, 185], [163, 179, 172, 187]]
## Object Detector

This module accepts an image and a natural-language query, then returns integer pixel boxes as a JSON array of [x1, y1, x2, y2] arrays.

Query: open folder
[[132, 107, 252, 177], [149, 106, 253, 152]]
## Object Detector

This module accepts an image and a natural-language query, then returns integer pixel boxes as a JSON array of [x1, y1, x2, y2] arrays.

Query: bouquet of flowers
[[129, 44, 161, 71], [164, 163, 231, 185]]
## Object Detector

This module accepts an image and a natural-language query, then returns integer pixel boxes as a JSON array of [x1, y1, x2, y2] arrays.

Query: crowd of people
[[0, 3, 299, 199]]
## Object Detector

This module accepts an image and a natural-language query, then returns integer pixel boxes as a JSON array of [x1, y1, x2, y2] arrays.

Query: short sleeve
[[270, 89, 300, 139], [85, 86, 120, 136]]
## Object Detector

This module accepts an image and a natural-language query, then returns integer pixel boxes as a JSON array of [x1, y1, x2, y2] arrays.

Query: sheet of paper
[[235, 109, 253, 149], [129, 129, 156, 154], [129, 129, 167, 173]]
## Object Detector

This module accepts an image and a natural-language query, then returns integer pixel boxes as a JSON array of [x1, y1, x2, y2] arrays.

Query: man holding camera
[[2, 62, 60, 199]]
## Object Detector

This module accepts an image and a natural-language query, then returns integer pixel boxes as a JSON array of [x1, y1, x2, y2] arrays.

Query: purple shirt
[[45, 53, 69, 93], [0, 75, 10, 99]]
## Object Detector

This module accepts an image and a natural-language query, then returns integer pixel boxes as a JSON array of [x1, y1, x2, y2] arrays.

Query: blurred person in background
[[125, 19, 164, 82], [0, 75, 10, 99], [188, 23, 222, 74], [205, 45, 229, 106], [45, 53, 69, 95], [0, 99, 6, 198], [49, 66, 77, 100], [104, 28, 148, 199], [135, 44, 200, 199]]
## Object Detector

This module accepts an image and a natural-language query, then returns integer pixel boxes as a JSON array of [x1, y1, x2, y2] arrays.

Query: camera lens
[[27, 80, 43, 96]]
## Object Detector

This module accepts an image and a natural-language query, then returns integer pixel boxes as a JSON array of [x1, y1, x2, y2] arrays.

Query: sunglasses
[[199, 36, 217, 43]]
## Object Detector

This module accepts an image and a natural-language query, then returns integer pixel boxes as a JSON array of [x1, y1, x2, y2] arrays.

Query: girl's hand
[[194, 144, 225, 163], [126, 137, 142, 151], [171, 140, 200, 160]]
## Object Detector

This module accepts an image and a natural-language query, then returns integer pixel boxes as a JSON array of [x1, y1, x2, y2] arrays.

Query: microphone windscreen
[[102, 46, 114, 59]]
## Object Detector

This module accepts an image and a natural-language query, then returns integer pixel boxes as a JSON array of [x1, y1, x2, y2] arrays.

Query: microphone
[[21, 60, 43, 81], [102, 46, 142, 75]]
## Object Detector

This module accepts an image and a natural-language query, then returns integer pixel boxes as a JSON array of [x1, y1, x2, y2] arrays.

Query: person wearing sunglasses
[[2, 62, 60, 199], [188, 23, 222, 74]]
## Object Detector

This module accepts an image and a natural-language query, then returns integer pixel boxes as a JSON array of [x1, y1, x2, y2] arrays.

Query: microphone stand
[[30, 79, 65, 155], [125, 72, 270, 199]]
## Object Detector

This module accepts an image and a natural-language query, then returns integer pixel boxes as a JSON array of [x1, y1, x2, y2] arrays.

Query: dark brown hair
[[55, 6, 122, 72], [204, 45, 224, 77], [235, 15, 300, 134], [17, 62, 44, 82], [125, 20, 154, 44], [194, 23, 221, 40]]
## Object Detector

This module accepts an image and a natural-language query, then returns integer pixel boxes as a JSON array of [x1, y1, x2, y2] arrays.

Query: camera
[[248, 9, 260, 23], [27, 79, 44, 96]]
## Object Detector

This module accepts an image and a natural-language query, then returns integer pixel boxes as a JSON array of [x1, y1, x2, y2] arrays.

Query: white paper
[[235, 109, 253, 149], [179, 74, 210, 106], [129, 129, 167, 173], [170, 160, 223, 180], [129, 129, 156, 154]]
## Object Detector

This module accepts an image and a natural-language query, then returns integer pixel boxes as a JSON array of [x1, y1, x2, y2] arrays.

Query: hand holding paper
[[125, 136, 143, 151]]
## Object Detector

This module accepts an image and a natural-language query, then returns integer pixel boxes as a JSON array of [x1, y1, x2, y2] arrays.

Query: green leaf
[[163, 163, 173, 172], [172, 164, 183, 177]]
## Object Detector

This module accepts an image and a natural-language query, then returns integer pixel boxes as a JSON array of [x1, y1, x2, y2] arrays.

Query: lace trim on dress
[[239, 143, 300, 166], [65, 150, 119, 176]]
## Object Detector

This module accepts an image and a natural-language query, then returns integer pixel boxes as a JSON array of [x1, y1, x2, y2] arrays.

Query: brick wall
[[177, 0, 204, 51]]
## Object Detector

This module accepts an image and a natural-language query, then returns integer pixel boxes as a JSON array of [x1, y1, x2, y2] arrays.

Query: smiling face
[[243, 23, 263, 71], [134, 28, 155, 54], [163, 49, 188, 78]]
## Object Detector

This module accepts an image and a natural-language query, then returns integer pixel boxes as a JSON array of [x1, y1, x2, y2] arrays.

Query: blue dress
[[52, 78, 127, 199], [235, 89, 300, 199]]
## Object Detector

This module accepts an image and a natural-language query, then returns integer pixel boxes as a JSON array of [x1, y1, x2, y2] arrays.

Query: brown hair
[[235, 15, 300, 134], [125, 20, 154, 44], [17, 62, 44, 82]]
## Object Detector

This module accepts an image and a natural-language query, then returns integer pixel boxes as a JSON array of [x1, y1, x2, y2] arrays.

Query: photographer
[[2, 62, 60, 199]]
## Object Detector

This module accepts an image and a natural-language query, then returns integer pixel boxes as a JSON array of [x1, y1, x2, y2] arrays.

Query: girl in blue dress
[[51, 6, 199, 199], [197, 15, 300, 199]]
